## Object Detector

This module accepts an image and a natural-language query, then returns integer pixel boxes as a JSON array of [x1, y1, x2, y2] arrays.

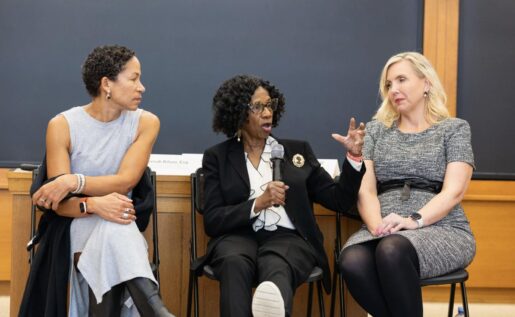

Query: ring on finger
[[39, 198, 46, 203], [122, 212, 129, 219]]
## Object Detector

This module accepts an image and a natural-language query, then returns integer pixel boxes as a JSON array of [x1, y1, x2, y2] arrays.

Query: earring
[[106, 91, 111, 100], [236, 129, 241, 142], [423, 91, 428, 98]]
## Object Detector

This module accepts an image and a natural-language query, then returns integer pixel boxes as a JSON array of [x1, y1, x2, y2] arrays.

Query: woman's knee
[[375, 235, 417, 267], [338, 245, 373, 275], [217, 254, 256, 277]]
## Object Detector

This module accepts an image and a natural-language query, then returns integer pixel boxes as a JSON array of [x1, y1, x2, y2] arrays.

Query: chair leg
[[447, 283, 456, 317], [317, 280, 326, 317], [338, 274, 345, 317], [307, 282, 314, 317], [460, 282, 469, 317], [186, 272, 200, 317], [194, 275, 199, 317], [330, 265, 337, 317], [187, 272, 193, 317]]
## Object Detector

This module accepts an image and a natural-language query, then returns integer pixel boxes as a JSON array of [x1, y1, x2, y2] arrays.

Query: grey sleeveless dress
[[61, 106, 156, 316], [342, 118, 476, 279]]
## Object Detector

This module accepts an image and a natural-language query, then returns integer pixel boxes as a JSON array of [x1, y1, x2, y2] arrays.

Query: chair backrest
[[334, 175, 362, 254], [193, 168, 205, 214], [148, 169, 160, 283], [20, 164, 41, 265], [190, 168, 204, 263]]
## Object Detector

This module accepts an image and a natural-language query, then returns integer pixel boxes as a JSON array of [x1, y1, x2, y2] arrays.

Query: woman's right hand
[[32, 174, 77, 210], [88, 193, 136, 224], [254, 181, 289, 212]]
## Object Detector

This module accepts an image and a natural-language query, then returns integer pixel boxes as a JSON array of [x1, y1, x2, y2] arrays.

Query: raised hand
[[331, 117, 366, 156]]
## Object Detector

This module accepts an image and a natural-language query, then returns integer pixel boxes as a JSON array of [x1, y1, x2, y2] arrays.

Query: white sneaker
[[252, 281, 285, 317]]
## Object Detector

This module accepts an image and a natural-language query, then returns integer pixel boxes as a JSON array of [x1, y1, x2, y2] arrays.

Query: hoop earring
[[106, 91, 111, 100]]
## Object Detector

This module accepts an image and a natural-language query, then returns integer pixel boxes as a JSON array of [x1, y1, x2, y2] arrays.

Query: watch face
[[410, 212, 422, 220], [79, 201, 87, 213]]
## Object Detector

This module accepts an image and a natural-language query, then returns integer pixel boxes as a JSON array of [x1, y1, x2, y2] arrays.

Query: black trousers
[[209, 227, 317, 317]]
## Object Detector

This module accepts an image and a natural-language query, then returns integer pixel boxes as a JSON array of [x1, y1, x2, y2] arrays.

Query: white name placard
[[148, 154, 203, 176], [319, 159, 340, 178]]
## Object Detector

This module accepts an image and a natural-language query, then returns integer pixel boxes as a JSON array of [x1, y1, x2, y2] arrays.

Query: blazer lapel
[[227, 139, 250, 189]]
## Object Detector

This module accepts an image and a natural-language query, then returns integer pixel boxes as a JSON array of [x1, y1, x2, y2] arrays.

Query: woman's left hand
[[375, 212, 418, 236], [32, 174, 76, 210], [331, 117, 365, 156]]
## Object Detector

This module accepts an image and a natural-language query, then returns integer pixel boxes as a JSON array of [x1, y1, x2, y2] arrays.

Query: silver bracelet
[[71, 174, 85, 194]]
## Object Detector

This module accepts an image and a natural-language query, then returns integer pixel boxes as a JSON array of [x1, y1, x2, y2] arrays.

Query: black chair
[[329, 206, 361, 317], [329, 206, 471, 317], [420, 269, 470, 317], [23, 164, 161, 284], [20, 163, 40, 265], [187, 167, 326, 317], [147, 169, 161, 284]]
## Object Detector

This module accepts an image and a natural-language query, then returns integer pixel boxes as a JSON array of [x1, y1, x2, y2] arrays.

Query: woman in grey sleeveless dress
[[338, 52, 475, 317], [31, 45, 174, 316]]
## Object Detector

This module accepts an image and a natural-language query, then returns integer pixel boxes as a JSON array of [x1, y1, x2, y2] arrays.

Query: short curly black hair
[[81, 45, 136, 97], [212, 75, 285, 138]]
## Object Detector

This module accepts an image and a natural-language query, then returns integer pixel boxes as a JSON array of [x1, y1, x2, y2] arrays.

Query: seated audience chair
[[187, 167, 326, 317]]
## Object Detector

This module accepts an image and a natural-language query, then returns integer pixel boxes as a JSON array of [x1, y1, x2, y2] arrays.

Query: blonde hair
[[374, 51, 450, 127]]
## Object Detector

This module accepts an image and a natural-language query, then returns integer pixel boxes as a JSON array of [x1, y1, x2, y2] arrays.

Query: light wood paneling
[[0, 169, 12, 281], [464, 181, 515, 289], [424, 0, 460, 116]]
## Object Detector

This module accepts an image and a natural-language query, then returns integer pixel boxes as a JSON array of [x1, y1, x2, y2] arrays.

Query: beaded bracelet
[[346, 152, 363, 162]]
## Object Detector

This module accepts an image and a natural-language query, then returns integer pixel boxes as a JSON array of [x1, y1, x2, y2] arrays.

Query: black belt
[[377, 179, 443, 201]]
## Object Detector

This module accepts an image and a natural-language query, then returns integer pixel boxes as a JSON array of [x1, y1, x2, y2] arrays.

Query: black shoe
[[125, 277, 175, 317], [89, 283, 124, 317]]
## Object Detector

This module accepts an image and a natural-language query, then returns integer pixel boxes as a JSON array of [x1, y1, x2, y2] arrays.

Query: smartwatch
[[409, 212, 424, 228], [79, 197, 88, 214]]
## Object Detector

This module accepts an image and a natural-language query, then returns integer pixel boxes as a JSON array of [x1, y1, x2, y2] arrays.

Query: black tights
[[338, 234, 422, 317]]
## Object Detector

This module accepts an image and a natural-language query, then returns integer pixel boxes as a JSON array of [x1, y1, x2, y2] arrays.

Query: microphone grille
[[271, 143, 284, 159]]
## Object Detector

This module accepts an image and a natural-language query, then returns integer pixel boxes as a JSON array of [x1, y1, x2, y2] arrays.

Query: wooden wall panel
[[424, 0, 460, 116], [0, 169, 12, 281]]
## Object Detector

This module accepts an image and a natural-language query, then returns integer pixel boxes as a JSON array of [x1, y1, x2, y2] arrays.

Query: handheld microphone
[[271, 143, 284, 207]]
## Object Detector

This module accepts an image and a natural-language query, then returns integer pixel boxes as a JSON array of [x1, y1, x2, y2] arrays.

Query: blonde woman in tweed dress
[[338, 52, 475, 317]]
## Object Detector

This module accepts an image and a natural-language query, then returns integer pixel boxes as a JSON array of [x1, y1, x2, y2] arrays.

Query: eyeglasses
[[247, 98, 279, 114]]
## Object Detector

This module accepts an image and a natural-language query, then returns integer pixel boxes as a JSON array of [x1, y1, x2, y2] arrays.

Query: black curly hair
[[81, 45, 136, 97], [212, 75, 286, 138]]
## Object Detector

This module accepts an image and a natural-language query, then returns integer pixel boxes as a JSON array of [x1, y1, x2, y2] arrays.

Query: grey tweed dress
[[342, 118, 476, 279]]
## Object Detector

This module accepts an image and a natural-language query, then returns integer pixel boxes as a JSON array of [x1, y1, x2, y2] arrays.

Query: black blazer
[[199, 137, 365, 292]]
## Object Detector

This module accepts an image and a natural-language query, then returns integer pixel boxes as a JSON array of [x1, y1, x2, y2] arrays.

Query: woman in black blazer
[[200, 74, 365, 317]]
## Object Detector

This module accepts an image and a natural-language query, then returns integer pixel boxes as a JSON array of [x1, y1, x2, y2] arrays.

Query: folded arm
[[32, 111, 159, 222]]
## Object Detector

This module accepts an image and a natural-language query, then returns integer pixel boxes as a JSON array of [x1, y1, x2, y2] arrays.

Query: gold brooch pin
[[292, 154, 305, 167]]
